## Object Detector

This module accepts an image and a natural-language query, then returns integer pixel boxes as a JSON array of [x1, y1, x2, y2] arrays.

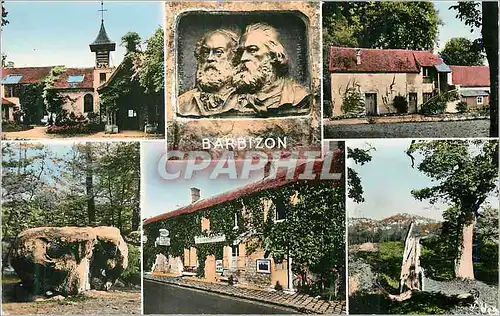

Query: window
[[67, 75, 85, 83], [274, 199, 286, 222], [231, 244, 239, 257], [5, 85, 21, 98], [83, 94, 94, 113], [2, 74, 23, 84], [100, 73, 107, 84], [476, 96, 484, 105], [256, 259, 271, 274], [423, 93, 433, 103]]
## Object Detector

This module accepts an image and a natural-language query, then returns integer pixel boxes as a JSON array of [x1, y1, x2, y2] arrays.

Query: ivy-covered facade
[[144, 149, 346, 297]]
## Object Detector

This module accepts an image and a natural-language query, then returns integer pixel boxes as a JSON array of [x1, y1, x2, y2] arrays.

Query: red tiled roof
[[53, 68, 94, 89], [143, 149, 344, 225], [412, 51, 443, 67], [2, 97, 15, 105], [450, 65, 490, 87], [329, 47, 443, 73], [1, 67, 53, 84]]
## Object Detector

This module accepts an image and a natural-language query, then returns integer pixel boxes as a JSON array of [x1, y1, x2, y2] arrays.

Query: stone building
[[328, 47, 453, 116], [450, 65, 490, 110]]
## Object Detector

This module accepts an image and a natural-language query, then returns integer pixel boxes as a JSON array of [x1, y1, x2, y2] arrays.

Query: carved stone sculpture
[[10, 226, 128, 296], [177, 23, 311, 118]]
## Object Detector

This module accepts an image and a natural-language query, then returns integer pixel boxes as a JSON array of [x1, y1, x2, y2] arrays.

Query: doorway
[[365, 93, 377, 115], [409, 93, 418, 113]]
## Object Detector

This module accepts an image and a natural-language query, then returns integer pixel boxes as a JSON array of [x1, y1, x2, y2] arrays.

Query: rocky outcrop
[[10, 226, 128, 296]]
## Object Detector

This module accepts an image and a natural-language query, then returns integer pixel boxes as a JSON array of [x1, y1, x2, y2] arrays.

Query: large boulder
[[10, 226, 128, 296]]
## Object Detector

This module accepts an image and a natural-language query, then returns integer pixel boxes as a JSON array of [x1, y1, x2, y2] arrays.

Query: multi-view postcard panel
[[165, 1, 322, 153]]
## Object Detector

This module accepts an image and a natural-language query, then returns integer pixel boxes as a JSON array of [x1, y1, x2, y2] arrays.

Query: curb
[[144, 275, 346, 314]]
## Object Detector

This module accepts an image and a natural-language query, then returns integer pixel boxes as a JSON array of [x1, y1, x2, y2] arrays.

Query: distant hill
[[348, 213, 441, 244]]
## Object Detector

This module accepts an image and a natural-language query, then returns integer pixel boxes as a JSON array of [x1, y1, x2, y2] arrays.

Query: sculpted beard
[[196, 60, 234, 92], [233, 57, 274, 93]]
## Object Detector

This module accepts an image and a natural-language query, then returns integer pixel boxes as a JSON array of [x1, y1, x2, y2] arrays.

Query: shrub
[[121, 244, 141, 286], [392, 95, 408, 113], [456, 101, 468, 113], [1, 122, 32, 132], [341, 87, 365, 115], [419, 90, 459, 115], [46, 124, 93, 135], [323, 100, 333, 118]]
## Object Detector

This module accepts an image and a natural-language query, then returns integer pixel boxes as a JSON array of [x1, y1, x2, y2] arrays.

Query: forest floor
[[2, 275, 141, 315]]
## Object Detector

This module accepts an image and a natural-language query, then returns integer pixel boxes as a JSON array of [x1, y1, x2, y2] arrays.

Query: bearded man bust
[[232, 23, 311, 117], [177, 29, 240, 117]]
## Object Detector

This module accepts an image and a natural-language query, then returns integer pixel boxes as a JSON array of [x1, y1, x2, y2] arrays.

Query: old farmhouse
[[329, 47, 454, 116], [450, 65, 490, 110]]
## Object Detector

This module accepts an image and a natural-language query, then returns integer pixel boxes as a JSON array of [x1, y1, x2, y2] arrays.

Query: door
[[409, 93, 418, 113], [365, 93, 377, 115], [117, 108, 140, 130], [230, 244, 239, 270]]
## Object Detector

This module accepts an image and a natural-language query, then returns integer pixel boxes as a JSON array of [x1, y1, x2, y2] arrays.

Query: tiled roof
[[450, 65, 490, 87], [143, 149, 344, 225], [53, 68, 94, 89], [329, 47, 444, 73], [1, 67, 53, 84]]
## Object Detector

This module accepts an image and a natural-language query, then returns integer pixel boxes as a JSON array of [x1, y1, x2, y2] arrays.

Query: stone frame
[[165, 1, 321, 152], [256, 258, 271, 274]]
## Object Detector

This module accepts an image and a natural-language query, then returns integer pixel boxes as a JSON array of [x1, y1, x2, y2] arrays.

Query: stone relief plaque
[[165, 2, 321, 152]]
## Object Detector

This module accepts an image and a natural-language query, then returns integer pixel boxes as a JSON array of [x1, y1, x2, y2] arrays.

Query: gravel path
[[324, 119, 490, 138], [424, 277, 498, 308]]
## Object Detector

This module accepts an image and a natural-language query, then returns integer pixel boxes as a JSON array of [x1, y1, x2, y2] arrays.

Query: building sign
[[256, 259, 271, 274], [194, 234, 226, 244], [158, 236, 170, 246], [216, 260, 223, 274]]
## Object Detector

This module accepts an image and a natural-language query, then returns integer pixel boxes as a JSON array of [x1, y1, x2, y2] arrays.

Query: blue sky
[[347, 140, 498, 221], [141, 141, 264, 220], [2, 1, 163, 67], [434, 1, 482, 51]]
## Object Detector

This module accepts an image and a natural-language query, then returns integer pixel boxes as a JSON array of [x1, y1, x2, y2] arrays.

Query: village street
[[143, 279, 297, 314], [324, 119, 489, 138], [1, 126, 163, 140]]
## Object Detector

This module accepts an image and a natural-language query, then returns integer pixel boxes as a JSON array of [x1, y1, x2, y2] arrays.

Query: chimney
[[190, 187, 200, 203], [356, 49, 361, 65]]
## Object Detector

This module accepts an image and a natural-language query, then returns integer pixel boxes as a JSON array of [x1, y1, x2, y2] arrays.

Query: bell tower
[[89, 1, 115, 69]]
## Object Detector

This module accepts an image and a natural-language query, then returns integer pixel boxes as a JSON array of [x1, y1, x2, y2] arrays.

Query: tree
[[440, 37, 484, 66], [451, 2, 499, 137], [347, 144, 375, 203], [121, 32, 142, 54], [407, 140, 498, 279], [1, 0, 8, 27], [19, 83, 44, 124]]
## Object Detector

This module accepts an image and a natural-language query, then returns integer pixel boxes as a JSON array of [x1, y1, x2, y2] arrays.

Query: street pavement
[[144, 279, 298, 314], [324, 119, 490, 138]]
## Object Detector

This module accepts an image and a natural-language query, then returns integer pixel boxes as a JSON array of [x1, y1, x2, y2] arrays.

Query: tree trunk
[[455, 218, 475, 279], [132, 180, 140, 231], [483, 2, 499, 137], [85, 144, 96, 225]]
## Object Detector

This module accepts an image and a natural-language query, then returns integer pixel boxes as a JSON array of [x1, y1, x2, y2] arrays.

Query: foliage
[[323, 2, 441, 51], [1, 0, 8, 27], [347, 145, 375, 203], [2, 142, 140, 238], [18, 82, 45, 125], [456, 101, 468, 113], [120, 244, 141, 285], [392, 95, 408, 114], [136, 27, 164, 94], [341, 86, 365, 115], [323, 100, 332, 118], [1, 122, 32, 132], [144, 180, 346, 298], [440, 37, 484, 66], [42, 66, 67, 115], [121, 32, 142, 54], [419, 90, 459, 115]]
